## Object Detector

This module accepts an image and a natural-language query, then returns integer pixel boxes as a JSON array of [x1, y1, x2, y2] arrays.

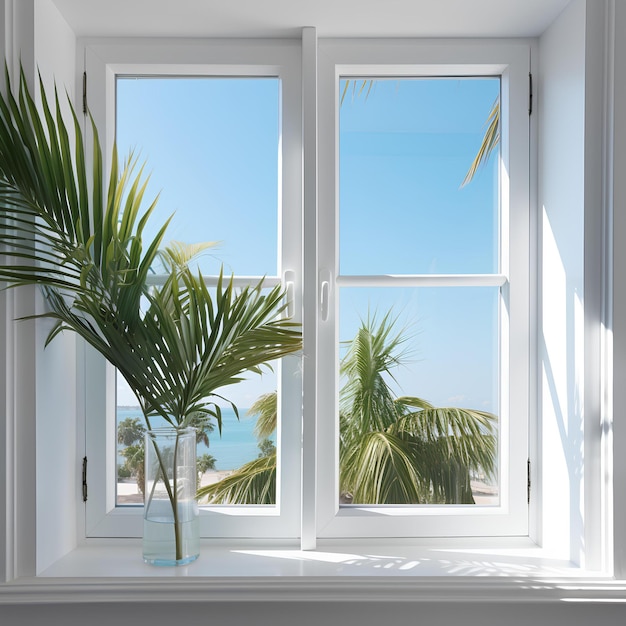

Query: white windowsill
[[2, 538, 625, 605]]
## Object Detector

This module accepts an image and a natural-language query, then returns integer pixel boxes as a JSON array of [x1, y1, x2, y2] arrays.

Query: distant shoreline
[[116, 407, 262, 470]]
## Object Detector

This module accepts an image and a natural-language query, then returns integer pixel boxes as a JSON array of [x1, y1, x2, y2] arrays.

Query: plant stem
[[172, 432, 182, 561], [147, 432, 183, 562]]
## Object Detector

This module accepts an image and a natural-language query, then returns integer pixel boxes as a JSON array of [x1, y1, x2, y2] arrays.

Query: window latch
[[283, 270, 295, 319], [319, 269, 331, 322]]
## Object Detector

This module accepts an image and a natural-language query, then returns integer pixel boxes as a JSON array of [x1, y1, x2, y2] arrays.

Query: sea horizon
[[117, 406, 265, 471]]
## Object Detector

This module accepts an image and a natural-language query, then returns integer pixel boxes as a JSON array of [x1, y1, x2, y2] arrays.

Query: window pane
[[116, 372, 278, 506], [116, 77, 279, 276], [338, 287, 500, 506], [115, 77, 282, 505], [339, 77, 500, 275]]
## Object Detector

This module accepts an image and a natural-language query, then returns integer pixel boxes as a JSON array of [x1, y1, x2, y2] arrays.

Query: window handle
[[319, 269, 331, 322], [283, 270, 295, 319]]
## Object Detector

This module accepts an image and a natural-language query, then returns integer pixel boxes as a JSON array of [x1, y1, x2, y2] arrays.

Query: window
[[83, 39, 530, 543]]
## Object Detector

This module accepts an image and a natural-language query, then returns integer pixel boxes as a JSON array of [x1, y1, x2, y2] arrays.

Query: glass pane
[[339, 77, 500, 275], [116, 370, 278, 506], [116, 77, 279, 276], [115, 78, 281, 506], [338, 287, 500, 506]]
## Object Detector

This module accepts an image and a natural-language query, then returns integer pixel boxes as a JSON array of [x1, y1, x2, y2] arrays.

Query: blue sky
[[115, 75, 500, 415], [339, 77, 499, 412], [116, 77, 279, 277]]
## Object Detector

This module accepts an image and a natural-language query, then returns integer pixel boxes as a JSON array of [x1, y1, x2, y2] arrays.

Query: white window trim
[[314, 39, 531, 538], [81, 39, 304, 540]]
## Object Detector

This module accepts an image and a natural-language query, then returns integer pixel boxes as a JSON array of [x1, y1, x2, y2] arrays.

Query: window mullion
[[336, 274, 508, 288]]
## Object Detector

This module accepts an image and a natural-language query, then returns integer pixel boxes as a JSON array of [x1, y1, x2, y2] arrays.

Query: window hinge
[[527, 458, 531, 503], [528, 72, 533, 116], [82, 456, 88, 502], [82, 71, 87, 115]]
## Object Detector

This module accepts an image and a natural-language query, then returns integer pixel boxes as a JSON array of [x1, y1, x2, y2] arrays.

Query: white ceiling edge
[[50, 0, 572, 39]]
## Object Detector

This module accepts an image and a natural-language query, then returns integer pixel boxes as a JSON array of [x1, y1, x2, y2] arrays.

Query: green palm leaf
[[197, 453, 276, 505], [462, 96, 500, 186], [340, 430, 427, 504], [250, 392, 278, 440]]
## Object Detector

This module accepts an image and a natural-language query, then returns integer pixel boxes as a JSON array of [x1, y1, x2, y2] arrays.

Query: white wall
[[35, 0, 75, 95], [1, 0, 39, 583], [537, 0, 587, 563], [0, 0, 79, 579], [536, 0, 614, 572], [32, 0, 79, 574]]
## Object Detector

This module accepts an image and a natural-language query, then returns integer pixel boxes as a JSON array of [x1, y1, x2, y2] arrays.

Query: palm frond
[[340, 79, 374, 106], [340, 311, 409, 435], [393, 406, 497, 478], [249, 392, 278, 440], [159, 240, 219, 271], [340, 430, 427, 504], [339, 313, 498, 505], [462, 96, 500, 186], [197, 453, 276, 505]]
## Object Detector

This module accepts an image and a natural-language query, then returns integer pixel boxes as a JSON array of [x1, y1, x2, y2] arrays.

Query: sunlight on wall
[[540, 203, 586, 563], [541, 205, 571, 555]]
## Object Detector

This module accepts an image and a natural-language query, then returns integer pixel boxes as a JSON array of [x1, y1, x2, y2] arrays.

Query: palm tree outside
[[339, 313, 496, 504], [199, 313, 496, 506]]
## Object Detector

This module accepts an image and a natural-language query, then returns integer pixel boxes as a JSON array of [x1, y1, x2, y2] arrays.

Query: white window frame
[[82, 39, 304, 539], [314, 40, 531, 538], [82, 38, 532, 543]]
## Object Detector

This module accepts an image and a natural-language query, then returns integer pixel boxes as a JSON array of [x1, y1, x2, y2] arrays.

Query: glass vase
[[143, 426, 200, 566]]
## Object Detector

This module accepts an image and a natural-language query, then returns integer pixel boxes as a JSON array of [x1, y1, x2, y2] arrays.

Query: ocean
[[117, 406, 265, 471]]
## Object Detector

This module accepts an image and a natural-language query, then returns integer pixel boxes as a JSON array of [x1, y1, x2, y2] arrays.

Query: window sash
[[314, 40, 531, 538], [83, 40, 303, 539]]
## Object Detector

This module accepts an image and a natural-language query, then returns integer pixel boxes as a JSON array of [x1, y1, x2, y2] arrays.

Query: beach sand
[[116, 470, 233, 504], [116, 474, 498, 505]]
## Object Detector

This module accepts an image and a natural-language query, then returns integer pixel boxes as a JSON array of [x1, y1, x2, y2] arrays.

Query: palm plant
[[0, 68, 301, 559], [200, 313, 496, 506]]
